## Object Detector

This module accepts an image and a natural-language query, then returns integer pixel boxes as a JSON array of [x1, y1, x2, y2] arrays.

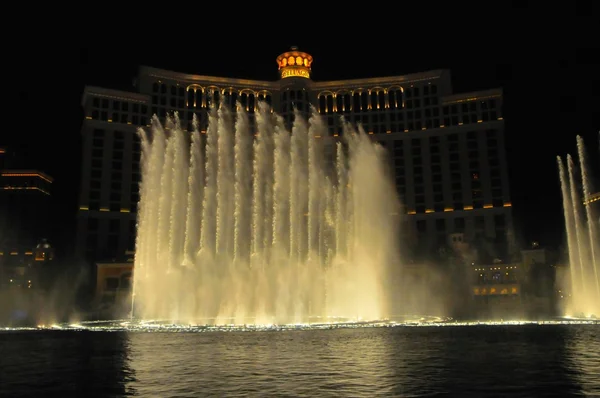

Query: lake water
[[1, 323, 599, 397]]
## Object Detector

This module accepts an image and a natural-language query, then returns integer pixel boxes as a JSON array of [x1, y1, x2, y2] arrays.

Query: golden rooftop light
[[276, 46, 313, 80]]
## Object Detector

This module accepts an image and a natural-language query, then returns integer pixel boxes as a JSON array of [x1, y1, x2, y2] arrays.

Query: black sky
[[5, 4, 600, 254]]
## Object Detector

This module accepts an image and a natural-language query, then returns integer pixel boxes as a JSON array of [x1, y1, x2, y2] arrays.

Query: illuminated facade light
[[2, 186, 50, 195], [1, 172, 53, 183], [583, 192, 600, 205], [276, 47, 313, 80]]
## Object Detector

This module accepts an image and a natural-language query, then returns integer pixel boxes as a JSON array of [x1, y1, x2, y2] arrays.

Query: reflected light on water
[[1, 323, 599, 397], [565, 326, 600, 396]]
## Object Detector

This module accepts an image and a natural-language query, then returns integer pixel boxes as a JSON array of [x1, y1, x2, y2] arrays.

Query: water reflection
[[0, 331, 135, 397], [390, 325, 587, 397], [565, 326, 600, 396], [2, 326, 599, 397]]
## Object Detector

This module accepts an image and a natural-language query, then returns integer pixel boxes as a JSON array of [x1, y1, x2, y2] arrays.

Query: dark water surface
[[1, 325, 599, 397]]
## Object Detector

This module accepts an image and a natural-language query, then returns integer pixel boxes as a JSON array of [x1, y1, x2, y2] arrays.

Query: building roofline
[[82, 86, 150, 107], [138, 66, 452, 91], [311, 69, 449, 89], [1, 170, 53, 183], [442, 88, 503, 104], [139, 66, 279, 90]]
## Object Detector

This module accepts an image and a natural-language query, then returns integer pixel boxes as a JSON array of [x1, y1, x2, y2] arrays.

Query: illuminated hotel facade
[[77, 47, 511, 263]]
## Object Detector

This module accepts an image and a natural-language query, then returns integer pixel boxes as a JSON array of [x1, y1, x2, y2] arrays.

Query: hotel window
[[88, 218, 98, 231], [436, 219, 445, 232], [494, 215, 506, 227], [454, 218, 465, 231], [109, 219, 120, 233], [89, 191, 100, 201]]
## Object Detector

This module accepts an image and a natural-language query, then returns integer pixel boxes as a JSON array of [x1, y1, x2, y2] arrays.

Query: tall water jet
[[557, 136, 600, 318], [576, 136, 600, 296], [216, 106, 235, 258], [200, 108, 219, 256], [183, 116, 204, 266], [132, 105, 402, 325], [233, 107, 252, 263]]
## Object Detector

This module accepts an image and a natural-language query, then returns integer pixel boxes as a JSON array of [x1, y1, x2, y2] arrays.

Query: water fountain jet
[[557, 135, 599, 317], [132, 104, 401, 325]]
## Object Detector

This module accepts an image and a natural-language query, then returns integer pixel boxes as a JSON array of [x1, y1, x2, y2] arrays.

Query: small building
[[471, 261, 523, 319], [95, 251, 133, 318]]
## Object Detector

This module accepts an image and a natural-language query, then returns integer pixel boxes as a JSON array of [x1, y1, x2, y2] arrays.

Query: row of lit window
[[474, 266, 518, 271], [86, 111, 149, 126], [406, 203, 511, 214], [91, 97, 148, 114], [324, 116, 502, 136], [78, 203, 510, 216], [318, 91, 498, 114], [473, 286, 518, 295]]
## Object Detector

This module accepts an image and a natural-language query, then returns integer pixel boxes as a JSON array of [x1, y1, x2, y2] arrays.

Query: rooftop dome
[[276, 47, 313, 79]]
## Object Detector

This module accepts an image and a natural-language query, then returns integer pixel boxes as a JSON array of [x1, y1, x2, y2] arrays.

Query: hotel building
[[77, 47, 511, 264], [0, 147, 54, 289], [0, 147, 53, 251]]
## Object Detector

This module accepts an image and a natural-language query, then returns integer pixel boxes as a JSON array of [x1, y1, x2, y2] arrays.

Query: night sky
[[6, 5, 599, 255]]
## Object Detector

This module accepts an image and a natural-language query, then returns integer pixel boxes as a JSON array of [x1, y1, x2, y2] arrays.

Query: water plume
[[133, 105, 402, 325]]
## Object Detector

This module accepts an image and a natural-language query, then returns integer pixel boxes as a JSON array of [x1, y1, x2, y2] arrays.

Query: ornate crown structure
[[276, 46, 313, 79]]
